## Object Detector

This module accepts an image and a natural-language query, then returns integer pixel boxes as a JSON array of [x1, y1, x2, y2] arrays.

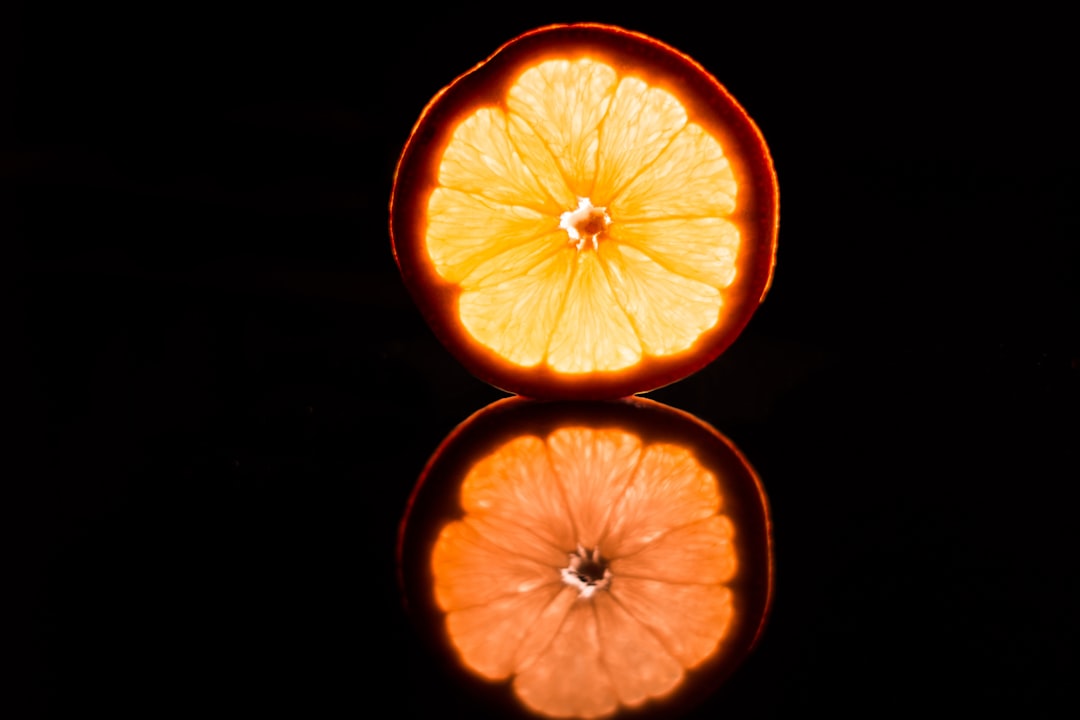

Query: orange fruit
[[397, 398, 773, 718], [390, 24, 778, 400]]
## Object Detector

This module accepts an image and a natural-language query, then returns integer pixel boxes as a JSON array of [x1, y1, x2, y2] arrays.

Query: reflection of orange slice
[[398, 399, 772, 719], [391, 24, 778, 400], [436, 428, 734, 718]]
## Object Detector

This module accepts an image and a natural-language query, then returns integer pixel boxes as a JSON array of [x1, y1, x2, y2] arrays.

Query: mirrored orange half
[[397, 398, 773, 719]]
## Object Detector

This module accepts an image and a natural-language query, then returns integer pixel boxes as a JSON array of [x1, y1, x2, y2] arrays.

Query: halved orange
[[390, 24, 778, 399], [397, 398, 773, 718]]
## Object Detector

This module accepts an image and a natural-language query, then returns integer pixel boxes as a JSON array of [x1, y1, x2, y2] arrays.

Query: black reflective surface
[[9, 4, 1078, 718]]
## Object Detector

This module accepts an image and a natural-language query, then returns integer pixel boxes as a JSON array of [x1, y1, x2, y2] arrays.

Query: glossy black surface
[[9, 4, 1077, 718]]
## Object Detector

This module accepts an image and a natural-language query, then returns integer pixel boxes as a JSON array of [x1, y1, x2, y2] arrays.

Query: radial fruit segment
[[391, 24, 778, 399], [431, 426, 737, 719]]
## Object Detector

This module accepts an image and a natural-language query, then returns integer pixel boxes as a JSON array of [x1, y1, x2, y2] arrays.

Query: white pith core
[[560, 544, 612, 598], [559, 197, 611, 251]]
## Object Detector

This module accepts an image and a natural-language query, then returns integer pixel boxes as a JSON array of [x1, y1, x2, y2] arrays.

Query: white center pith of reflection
[[560, 544, 612, 598]]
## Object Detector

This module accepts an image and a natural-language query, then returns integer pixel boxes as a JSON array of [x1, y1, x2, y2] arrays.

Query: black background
[[8, 3, 1078, 718]]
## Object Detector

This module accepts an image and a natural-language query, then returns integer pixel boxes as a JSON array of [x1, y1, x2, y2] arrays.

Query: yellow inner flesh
[[431, 427, 737, 719], [426, 58, 740, 374]]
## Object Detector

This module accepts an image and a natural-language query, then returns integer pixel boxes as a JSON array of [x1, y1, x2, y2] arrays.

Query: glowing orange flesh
[[431, 427, 737, 718], [427, 58, 739, 375]]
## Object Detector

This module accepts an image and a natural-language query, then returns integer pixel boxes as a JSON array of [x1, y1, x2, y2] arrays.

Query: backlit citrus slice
[[397, 398, 773, 719], [390, 24, 778, 400]]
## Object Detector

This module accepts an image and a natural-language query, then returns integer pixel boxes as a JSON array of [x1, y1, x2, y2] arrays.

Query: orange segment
[[426, 188, 560, 285], [592, 592, 683, 707], [591, 77, 688, 205], [457, 244, 576, 369], [609, 515, 737, 585], [608, 216, 739, 289], [544, 427, 642, 549], [506, 59, 619, 198], [513, 599, 616, 719], [609, 122, 737, 219], [432, 518, 560, 612], [545, 251, 642, 373], [596, 242, 723, 358], [458, 435, 576, 552], [437, 108, 568, 214], [600, 443, 721, 558], [609, 578, 734, 668], [442, 583, 567, 681], [506, 111, 580, 210], [391, 24, 778, 399]]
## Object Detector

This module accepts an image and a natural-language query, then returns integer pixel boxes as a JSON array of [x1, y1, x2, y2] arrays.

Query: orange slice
[[390, 24, 778, 400], [397, 398, 773, 718]]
